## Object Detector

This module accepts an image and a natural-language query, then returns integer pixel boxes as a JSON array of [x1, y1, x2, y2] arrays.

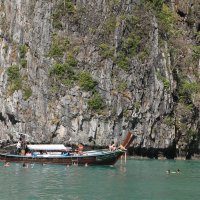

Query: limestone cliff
[[0, 0, 199, 159]]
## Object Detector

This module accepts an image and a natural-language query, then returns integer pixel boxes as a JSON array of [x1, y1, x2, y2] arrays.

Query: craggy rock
[[0, 0, 199, 159]]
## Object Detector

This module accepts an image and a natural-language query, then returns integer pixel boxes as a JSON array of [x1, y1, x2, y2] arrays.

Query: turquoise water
[[0, 159, 200, 200]]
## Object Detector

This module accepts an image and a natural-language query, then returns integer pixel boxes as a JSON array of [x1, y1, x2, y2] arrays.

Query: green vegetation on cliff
[[7, 65, 22, 94], [48, 35, 70, 59], [50, 60, 77, 88], [78, 71, 97, 92], [88, 93, 104, 110], [19, 45, 28, 68], [52, 0, 76, 29], [23, 86, 32, 101], [99, 43, 114, 59], [192, 46, 200, 61], [7, 64, 32, 100]]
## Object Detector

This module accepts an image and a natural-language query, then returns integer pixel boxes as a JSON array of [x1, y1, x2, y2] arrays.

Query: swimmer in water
[[4, 162, 10, 167], [166, 169, 180, 174], [22, 163, 28, 168]]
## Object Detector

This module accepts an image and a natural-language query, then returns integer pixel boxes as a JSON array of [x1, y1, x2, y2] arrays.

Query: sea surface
[[0, 159, 200, 200]]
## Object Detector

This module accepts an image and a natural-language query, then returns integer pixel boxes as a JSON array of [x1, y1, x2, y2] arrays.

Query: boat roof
[[27, 144, 71, 151]]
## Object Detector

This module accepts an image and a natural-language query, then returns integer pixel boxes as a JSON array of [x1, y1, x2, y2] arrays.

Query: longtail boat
[[0, 132, 135, 166]]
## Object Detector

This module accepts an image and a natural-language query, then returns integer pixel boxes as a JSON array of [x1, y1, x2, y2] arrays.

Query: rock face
[[0, 0, 199, 159]]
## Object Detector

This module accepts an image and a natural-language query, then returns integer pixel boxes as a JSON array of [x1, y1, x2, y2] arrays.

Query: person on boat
[[75, 143, 84, 155], [16, 139, 21, 155], [21, 140, 27, 156], [118, 144, 127, 151], [4, 162, 10, 167], [109, 142, 116, 151], [25, 151, 32, 156], [78, 143, 84, 151], [166, 170, 170, 174], [177, 169, 180, 173], [40, 150, 43, 155]]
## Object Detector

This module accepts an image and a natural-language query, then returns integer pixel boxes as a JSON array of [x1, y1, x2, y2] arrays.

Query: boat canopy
[[27, 144, 71, 151]]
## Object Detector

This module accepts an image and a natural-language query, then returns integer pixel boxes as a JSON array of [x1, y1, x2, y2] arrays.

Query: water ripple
[[1, 160, 200, 200]]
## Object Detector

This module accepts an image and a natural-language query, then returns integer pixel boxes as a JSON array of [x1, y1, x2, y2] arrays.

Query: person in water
[[22, 163, 28, 168], [4, 162, 10, 167], [166, 169, 180, 174]]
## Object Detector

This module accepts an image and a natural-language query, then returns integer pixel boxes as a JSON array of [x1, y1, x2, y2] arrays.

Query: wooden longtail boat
[[0, 132, 134, 166]]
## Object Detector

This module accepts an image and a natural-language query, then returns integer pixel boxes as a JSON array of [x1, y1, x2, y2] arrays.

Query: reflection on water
[[0, 159, 200, 200], [119, 154, 127, 175]]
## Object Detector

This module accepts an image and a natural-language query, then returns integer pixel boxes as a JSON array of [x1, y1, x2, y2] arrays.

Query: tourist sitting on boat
[[25, 151, 32, 156], [79, 143, 84, 150], [75, 143, 84, 155], [109, 142, 116, 151]]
